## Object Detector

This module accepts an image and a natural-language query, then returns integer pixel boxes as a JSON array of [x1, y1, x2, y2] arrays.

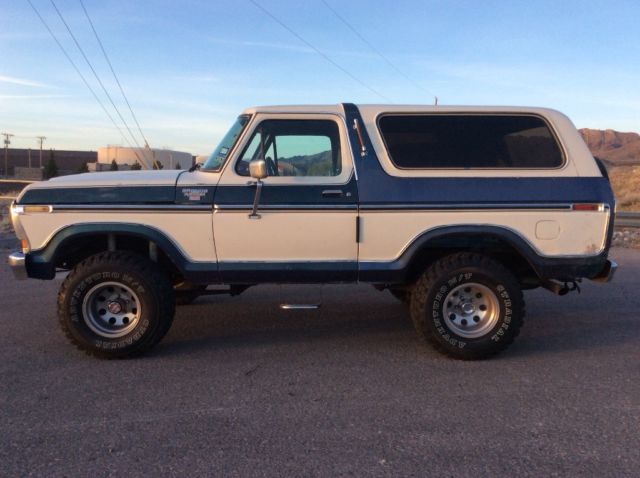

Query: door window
[[236, 120, 342, 177]]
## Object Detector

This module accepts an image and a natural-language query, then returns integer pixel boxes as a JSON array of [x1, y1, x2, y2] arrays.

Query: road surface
[[1, 247, 639, 477]]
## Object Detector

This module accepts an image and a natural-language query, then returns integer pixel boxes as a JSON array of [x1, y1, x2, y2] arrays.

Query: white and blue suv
[[9, 104, 617, 359]]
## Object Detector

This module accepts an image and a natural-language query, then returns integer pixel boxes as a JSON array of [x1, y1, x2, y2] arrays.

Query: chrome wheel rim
[[82, 281, 141, 338], [442, 282, 500, 339]]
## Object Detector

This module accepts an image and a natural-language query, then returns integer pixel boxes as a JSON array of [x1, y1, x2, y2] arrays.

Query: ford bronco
[[8, 104, 617, 359]]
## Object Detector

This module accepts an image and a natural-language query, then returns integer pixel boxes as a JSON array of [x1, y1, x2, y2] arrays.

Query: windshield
[[203, 115, 250, 170]]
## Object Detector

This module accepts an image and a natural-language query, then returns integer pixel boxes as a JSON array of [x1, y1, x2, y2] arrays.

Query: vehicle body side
[[11, 104, 615, 288]]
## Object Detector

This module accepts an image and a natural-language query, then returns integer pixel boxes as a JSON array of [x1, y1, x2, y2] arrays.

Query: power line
[[26, 0, 149, 168], [320, 0, 436, 103], [48, 0, 151, 168], [78, 0, 150, 149], [248, 0, 392, 102]]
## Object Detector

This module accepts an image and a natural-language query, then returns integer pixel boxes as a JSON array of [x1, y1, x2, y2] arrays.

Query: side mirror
[[249, 159, 268, 180], [248, 159, 267, 219]]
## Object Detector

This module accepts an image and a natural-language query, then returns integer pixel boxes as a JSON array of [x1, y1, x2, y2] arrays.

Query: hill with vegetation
[[579, 128, 640, 211]]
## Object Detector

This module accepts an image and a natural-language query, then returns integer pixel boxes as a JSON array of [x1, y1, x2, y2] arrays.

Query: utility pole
[[36, 136, 46, 169], [2, 132, 14, 178]]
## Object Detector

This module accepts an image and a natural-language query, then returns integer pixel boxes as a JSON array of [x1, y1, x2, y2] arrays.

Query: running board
[[279, 304, 321, 310]]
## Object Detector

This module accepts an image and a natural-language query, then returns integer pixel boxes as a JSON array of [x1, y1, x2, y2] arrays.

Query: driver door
[[213, 113, 358, 283]]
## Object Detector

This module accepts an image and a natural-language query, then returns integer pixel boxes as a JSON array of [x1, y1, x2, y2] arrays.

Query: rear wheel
[[410, 252, 524, 360], [57, 251, 175, 359]]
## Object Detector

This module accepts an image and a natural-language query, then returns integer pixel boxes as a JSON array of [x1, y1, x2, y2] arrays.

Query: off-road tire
[[410, 252, 524, 360], [57, 251, 175, 359]]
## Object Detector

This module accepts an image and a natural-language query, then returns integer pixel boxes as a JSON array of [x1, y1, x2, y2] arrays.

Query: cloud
[[208, 37, 314, 54], [418, 60, 557, 89], [173, 74, 219, 83], [0, 75, 52, 88], [206, 37, 375, 58], [0, 94, 68, 99]]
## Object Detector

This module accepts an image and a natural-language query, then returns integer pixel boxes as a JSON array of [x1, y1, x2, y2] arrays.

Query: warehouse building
[[97, 146, 193, 170]]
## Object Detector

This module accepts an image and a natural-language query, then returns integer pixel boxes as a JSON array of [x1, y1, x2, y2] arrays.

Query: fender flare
[[359, 225, 559, 283], [26, 223, 215, 281]]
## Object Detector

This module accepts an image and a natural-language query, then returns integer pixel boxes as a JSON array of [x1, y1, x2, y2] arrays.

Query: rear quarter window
[[378, 114, 564, 169]]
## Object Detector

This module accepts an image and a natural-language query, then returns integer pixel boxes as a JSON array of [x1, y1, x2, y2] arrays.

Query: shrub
[[43, 150, 58, 179]]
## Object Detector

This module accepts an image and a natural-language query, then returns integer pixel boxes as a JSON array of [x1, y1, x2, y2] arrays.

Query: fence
[[615, 212, 640, 228]]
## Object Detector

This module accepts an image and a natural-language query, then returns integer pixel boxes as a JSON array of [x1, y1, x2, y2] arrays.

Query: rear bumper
[[590, 259, 618, 283], [7, 251, 28, 280]]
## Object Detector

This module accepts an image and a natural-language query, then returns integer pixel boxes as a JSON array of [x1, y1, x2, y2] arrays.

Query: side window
[[236, 119, 342, 177], [378, 114, 564, 169]]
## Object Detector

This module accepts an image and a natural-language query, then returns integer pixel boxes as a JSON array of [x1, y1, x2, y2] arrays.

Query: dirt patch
[[0, 192, 18, 247], [609, 166, 640, 210], [1, 206, 14, 234], [612, 228, 640, 249]]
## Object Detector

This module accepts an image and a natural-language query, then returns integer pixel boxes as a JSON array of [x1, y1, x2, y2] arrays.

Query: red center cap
[[107, 301, 122, 314]]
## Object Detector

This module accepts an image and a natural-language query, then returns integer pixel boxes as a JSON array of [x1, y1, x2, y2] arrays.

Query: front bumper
[[7, 251, 28, 280], [590, 259, 618, 283]]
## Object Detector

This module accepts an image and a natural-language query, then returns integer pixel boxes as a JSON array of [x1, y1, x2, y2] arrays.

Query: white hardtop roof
[[241, 104, 345, 115], [241, 104, 566, 119]]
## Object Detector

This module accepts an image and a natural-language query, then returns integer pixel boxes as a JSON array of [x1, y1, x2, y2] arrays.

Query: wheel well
[[54, 233, 182, 281], [404, 233, 540, 288]]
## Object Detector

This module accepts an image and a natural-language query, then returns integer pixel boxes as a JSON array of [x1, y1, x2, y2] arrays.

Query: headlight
[[10, 202, 30, 251]]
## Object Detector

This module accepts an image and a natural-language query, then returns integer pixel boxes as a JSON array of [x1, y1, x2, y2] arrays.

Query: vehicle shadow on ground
[[156, 291, 421, 357], [154, 286, 640, 360]]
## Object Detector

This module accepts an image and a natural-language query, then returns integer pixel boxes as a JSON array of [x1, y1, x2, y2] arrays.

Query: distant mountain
[[580, 128, 640, 167], [283, 150, 334, 176]]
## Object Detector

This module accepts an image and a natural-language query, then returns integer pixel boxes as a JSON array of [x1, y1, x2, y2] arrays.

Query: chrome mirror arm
[[248, 179, 263, 219]]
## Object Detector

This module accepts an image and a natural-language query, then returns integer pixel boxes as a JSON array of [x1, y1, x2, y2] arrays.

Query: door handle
[[322, 189, 344, 198]]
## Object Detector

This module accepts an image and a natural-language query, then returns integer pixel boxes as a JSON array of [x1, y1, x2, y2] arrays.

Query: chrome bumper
[[7, 251, 28, 280], [591, 260, 618, 283]]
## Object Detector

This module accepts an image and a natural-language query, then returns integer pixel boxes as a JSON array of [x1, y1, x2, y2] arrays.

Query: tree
[[153, 160, 164, 170], [130, 161, 142, 170], [77, 161, 89, 173], [110, 159, 119, 171], [43, 150, 58, 179], [175, 162, 182, 170]]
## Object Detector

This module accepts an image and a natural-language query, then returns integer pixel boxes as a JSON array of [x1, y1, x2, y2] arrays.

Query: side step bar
[[280, 304, 321, 310]]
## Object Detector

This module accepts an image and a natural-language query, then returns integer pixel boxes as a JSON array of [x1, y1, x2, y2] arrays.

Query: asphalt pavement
[[1, 247, 639, 477]]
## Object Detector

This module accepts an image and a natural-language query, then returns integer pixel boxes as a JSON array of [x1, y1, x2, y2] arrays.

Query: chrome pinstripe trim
[[359, 203, 574, 211], [51, 204, 212, 212], [214, 204, 358, 211], [45, 202, 602, 213]]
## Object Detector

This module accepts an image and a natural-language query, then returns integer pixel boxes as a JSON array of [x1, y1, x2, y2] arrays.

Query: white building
[[97, 146, 193, 170]]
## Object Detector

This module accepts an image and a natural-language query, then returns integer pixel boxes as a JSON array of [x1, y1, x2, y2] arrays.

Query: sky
[[1, 0, 639, 156]]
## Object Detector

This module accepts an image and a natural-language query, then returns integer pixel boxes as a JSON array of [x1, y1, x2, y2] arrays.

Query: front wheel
[[57, 251, 175, 359], [410, 253, 524, 360]]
